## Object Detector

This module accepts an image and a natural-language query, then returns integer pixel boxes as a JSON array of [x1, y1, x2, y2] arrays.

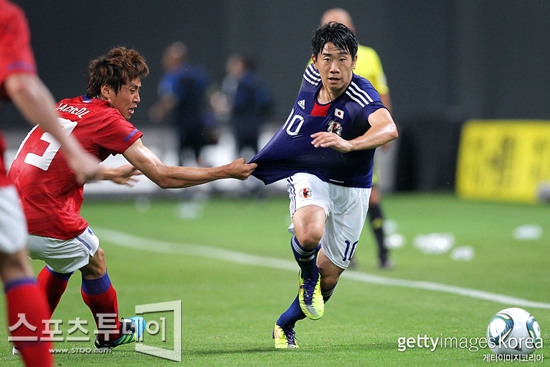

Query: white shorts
[[287, 173, 371, 270], [0, 185, 27, 254], [28, 227, 100, 274]]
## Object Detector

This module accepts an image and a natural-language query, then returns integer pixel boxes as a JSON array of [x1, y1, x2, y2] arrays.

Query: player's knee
[[0, 250, 34, 283], [82, 247, 107, 278], [93, 248, 107, 273], [296, 231, 323, 249]]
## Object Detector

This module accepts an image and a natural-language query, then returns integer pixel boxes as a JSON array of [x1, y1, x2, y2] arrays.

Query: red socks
[[37, 266, 72, 316], [5, 278, 53, 367], [81, 271, 121, 341]]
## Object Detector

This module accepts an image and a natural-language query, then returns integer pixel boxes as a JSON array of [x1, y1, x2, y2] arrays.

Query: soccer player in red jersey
[[0, 1, 100, 365], [8, 46, 256, 350]]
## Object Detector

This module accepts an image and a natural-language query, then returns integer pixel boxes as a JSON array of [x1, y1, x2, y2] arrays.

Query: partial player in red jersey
[[8, 46, 256, 351], [0, 1, 100, 365]]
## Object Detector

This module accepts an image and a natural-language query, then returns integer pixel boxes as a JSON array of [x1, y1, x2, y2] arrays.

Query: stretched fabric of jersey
[[250, 64, 386, 188]]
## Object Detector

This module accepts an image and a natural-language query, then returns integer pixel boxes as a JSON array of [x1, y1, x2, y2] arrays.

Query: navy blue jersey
[[250, 64, 386, 188], [157, 62, 209, 127]]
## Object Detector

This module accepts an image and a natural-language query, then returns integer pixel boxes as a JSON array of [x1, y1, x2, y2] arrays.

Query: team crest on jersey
[[299, 187, 312, 199], [327, 120, 342, 136]]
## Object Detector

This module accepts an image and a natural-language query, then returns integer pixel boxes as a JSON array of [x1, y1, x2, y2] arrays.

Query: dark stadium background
[[4, 0, 550, 191]]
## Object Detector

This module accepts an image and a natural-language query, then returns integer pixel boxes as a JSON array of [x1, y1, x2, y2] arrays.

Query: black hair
[[86, 47, 149, 98], [311, 21, 358, 60]]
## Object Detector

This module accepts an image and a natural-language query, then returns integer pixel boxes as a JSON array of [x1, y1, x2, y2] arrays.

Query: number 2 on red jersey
[[14, 118, 77, 171]]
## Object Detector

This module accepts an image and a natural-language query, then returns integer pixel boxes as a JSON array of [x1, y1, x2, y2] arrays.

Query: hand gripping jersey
[[250, 64, 386, 188], [8, 96, 143, 239]]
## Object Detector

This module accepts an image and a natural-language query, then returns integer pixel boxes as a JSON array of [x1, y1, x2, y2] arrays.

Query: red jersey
[[0, 0, 37, 187], [8, 96, 143, 239]]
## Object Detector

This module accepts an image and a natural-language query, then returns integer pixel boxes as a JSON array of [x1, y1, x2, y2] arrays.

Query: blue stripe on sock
[[81, 271, 111, 295], [4, 277, 35, 292], [291, 236, 319, 260], [46, 266, 73, 281], [290, 236, 320, 281]]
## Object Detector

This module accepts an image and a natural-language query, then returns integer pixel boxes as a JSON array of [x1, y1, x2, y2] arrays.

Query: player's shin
[[37, 266, 72, 316], [322, 283, 337, 303], [81, 271, 121, 340], [5, 278, 53, 367], [276, 295, 306, 329], [290, 235, 320, 281]]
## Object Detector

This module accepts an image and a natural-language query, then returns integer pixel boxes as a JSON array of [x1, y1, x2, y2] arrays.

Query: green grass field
[[0, 193, 548, 366]]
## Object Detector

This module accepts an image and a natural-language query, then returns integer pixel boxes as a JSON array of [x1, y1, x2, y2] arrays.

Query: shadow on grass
[[315, 341, 398, 351], [186, 346, 276, 356], [362, 342, 400, 351], [184, 341, 398, 356]]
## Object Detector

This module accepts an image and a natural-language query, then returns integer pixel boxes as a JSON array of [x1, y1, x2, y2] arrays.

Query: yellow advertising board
[[456, 120, 550, 203]]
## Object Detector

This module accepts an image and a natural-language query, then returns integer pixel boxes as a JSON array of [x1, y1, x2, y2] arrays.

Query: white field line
[[96, 228, 550, 310]]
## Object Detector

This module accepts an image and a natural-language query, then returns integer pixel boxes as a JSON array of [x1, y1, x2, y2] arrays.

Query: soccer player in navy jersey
[[320, 8, 395, 270], [249, 22, 398, 348]]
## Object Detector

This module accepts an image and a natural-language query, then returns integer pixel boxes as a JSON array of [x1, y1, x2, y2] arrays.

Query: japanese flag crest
[[327, 120, 342, 136]]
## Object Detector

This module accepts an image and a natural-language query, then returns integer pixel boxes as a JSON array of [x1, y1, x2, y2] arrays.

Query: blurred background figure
[[219, 52, 272, 162], [149, 41, 217, 167], [319, 8, 393, 269]]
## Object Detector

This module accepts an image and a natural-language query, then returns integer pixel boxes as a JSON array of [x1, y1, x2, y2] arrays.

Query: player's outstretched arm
[[122, 139, 257, 189], [5, 73, 100, 184], [95, 164, 141, 187], [311, 108, 398, 153]]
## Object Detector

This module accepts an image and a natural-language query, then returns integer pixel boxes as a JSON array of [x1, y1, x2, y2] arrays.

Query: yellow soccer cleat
[[298, 271, 324, 320], [273, 324, 298, 349]]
